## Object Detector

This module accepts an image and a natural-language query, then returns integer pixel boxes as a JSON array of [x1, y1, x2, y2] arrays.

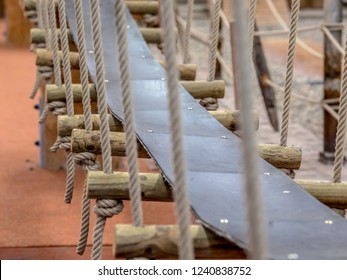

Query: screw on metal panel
[[220, 136, 227, 139], [147, 129, 153, 133], [282, 191, 291, 194], [324, 220, 333, 225], [88, 50, 94, 54], [287, 253, 299, 260], [264, 172, 271, 176], [187, 107, 193, 110], [220, 219, 229, 224]]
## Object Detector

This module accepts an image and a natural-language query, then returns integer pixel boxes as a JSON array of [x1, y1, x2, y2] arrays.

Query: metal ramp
[[65, 0, 347, 259]]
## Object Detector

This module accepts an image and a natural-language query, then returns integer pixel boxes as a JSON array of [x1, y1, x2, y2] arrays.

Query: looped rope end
[[199, 97, 218, 111], [39, 101, 66, 124]]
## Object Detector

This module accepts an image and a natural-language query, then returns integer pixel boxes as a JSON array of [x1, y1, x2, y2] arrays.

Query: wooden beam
[[114, 224, 246, 259], [36, 49, 197, 81], [72, 130, 301, 169], [31, 27, 167, 45], [24, 0, 159, 15], [46, 80, 225, 103], [87, 172, 347, 209], [58, 110, 255, 137]]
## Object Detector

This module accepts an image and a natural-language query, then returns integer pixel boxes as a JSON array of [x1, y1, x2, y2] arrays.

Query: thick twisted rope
[[74, 0, 101, 255], [279, 0, 300, 147], [92, 199, 124, 259], [42, 0, 51, 50], [160, 0, 194, 260], [90, 0, 121, 260], [48, 0, 62, 86], [333, 30, 347, 183], [183, 0, 194, 64], [75, 0, 93, 132], [57, 0, 76, 204], [200, 0, 222, 111], [30, 66, 53, 99], [115, 0, 143, 227], [232, 0, 268, 260], [248, 0, 257, 57], [39, 101, 66, 123]]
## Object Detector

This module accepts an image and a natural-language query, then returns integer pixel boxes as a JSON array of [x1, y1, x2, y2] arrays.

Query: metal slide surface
[[65, 0, 347, 259]]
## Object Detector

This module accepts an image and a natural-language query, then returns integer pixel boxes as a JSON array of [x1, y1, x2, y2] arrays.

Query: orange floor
[[0, 21, 176, 260]]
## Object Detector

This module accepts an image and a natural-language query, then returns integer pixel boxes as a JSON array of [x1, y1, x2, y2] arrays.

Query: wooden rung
[[46, 80, 225, 102], [24, 0, 159, 15], [87, 172, 347, 209], [72, 131, 301, 169], [295, 180, 347, 209], [59, 110, 253, 137], [114, 224, 246, 260], [31, 27, 166, 45], [36, 48, 197, 81]]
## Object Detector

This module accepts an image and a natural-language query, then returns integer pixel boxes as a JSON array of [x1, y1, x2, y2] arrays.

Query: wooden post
[[319, 0, 342, 164], [4, 0, 32, 47], [114, 224, 246, 259]]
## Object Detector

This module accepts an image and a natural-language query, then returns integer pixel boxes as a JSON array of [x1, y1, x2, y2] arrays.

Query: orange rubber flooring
[[0, 23, 176, 260]]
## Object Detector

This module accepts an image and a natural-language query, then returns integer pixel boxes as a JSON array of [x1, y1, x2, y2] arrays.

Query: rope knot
[[94, 199, 124, 218], [142, 14, 159, 28], [39, 101, 66, 124], [74, 152, 100, 171], [50, 136, 71, 152], [24, 10, 38, 26], [199, 97, 218, 110]]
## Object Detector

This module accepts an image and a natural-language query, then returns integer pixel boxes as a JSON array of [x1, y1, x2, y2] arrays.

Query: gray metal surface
[[65, 0, 347, 259]]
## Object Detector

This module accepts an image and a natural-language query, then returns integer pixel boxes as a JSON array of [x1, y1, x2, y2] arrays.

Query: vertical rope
[[48, 0, 62, 86], [74, 0, 93, 132], [115, 0, 143, 227], [57, 0, 75, 204], [42, 0, 51, 50], [183, 0, 194, 64], [160, 0, 194, 260], [248, 0, 257, 56], [74, 0, 98, 256], [200, 0, 222, 111], [89, 0, 121, 260], [37, 0, 44, 28], [279, 0, 300, 147], [333, 30, 347, 183], [231, 0, 268, 260]]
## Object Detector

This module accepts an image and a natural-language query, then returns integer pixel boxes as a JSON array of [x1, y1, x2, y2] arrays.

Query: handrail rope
[[90, 0, 123, 260], [232, 0, 268, 260], [265, 0, 323, 59], [183, 0, 195, 64], [200, 0, 222, 111], [279, 0, 300, 147], [74, 0, 101, 256], [42, 0, 51, 50], [115, 0, 143, 227], [333, 30, 347, 183], [160, 0, 194, 260]]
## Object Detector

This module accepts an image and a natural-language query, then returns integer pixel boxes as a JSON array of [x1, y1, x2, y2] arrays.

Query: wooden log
[[87, 172, 347, 210], [46, 80, 225, 103], [24, 0, 159, 15], [59, 110, 255, 137], [36, 49, 196, 81], [159, 61, 196, 81], [114, 224, 246, 259], [36, 48, 80, 69], [295, 180, 347, 209], [72, 130, 301, 169], [31, 27, 165, 45], [258, 144, 301, 170], [87, 171, 172, 201]]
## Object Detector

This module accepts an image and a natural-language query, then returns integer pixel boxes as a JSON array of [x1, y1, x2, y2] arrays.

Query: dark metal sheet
[[65, 0, 347, 259]]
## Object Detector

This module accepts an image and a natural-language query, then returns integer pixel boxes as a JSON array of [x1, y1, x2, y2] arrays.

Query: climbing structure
[[22, 0, 347, 260]]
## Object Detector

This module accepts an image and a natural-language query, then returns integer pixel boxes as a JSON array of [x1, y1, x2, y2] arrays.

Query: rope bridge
[[22, 0, 347, 260]]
